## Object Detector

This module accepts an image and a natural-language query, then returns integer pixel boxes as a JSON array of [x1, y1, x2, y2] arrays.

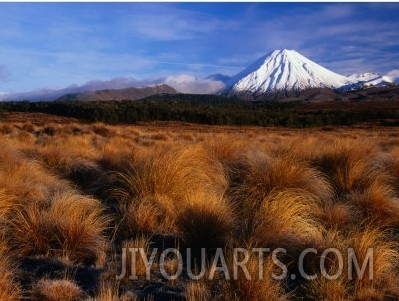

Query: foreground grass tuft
[[5, 191, 109, 265]]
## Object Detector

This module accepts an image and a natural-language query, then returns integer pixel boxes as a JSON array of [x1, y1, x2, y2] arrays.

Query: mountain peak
[[274, 49, 297, 54], [230, 49, 350, 95]]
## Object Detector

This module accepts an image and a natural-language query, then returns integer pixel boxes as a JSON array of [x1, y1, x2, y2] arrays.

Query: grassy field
[[1, 112, 399, 300]]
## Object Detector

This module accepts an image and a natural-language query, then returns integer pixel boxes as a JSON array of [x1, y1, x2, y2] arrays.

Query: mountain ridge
[[55, 84, 177, 102]]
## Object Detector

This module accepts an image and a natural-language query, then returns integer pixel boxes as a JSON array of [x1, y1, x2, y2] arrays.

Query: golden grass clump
[[307, 271, 348, 301], [246, 189, 324, 282], [0, 123, 14, 134], [0, 189, 17, 220], [314, 199, 357, 232], [305, 229, 351, 300], [349, 181, 399, 228], [0, 246, 22, 301], [119, 235, 153, 282], [306, 227, 399, 300], [351, 227, 399, 299], [247, 189, 323, 245], [32, 278, 82, 301], [202, 137, 248, 167], [0, 159, 69, 204], [114, 144, 228, 202], [383, 145, 399, 193], [112, 144, 228, 239], [98, 136, 142, 170], [31, 134, 99, 171], [5, 191, 109, 265], [185, 281, 211, 301], [90, 122, 117, 138], [225, 250, 289, 301], [0, 143, 71, 205], [312, 140, 381, 196], [117, 194, 173, 237], [229, 150, 332, 215]]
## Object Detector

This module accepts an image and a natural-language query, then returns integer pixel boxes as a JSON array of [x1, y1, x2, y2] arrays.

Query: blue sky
[[1, 2, 399, 96]]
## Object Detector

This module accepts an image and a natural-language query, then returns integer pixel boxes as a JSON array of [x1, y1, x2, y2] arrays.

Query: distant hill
[[55, 84, 177, 102]]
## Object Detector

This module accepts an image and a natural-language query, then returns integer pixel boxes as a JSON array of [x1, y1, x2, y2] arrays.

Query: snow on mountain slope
[[231, 49, 350, 94], [385, 70, 399, 84], [346, 72, 392, 88]]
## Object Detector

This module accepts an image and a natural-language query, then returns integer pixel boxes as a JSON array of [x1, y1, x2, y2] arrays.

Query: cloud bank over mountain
[[0, 75, 225, 101], [164, 75, 225, 94]]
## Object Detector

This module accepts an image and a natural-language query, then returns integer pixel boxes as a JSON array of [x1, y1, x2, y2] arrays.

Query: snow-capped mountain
[[345, 72, 392, 89], [230, 49, 350, 94]]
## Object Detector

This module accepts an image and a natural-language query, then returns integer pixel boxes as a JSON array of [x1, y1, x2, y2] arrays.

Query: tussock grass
[[202, 138, 248, 166], [98, 137, 142, 170], [384, 146, 399, 191], [243, 189, 323, 245], [350, 181, 399, 228], [1, 120, 399, 299], [307, 271, 347, 301], [229, 150, 332, 218], [225, 248, 289, 301], [247, 189, 324, 283], [0, 189, 16, 220], [185, 281, 211, 301], [32, 278, 82, 301], [314, 199, 357, 232], [306, 227, 399, 300], [0, 144, 71, 205], [0, 246, 22, 301], [113, 144, 227, 203], [119, 235, 152, 282], [351, 227, 399, 298], [5, 191, 109, 264], [313, 140, 381, 196], [90, 123, 117, 138], [0, 123, 14, 134], [116, 194, 174, 238], [111, 144, 228, 239]]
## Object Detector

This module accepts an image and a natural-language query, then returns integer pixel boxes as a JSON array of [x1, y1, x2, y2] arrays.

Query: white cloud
[[164, 74, 225, 94]]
